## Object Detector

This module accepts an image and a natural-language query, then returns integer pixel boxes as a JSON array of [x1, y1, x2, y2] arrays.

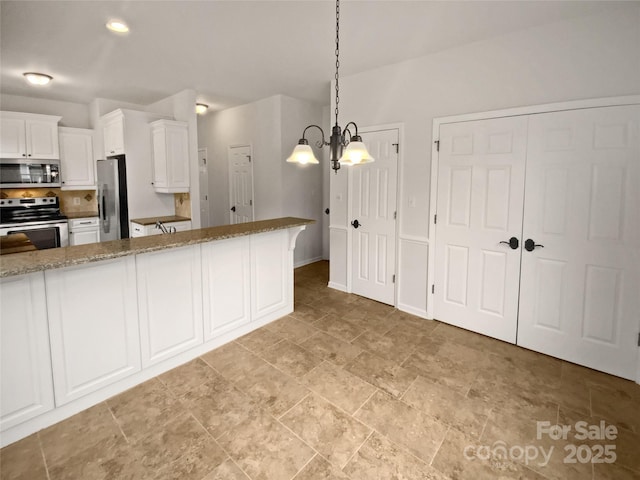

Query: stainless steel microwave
[[0, 158, 61, 188]]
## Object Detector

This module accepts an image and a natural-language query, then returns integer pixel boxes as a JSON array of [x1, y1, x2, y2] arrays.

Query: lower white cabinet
[[46, 257, 141, 406], [130, 220, 191, 237], [202, 237, 251, 340], [251, 230, 290, 320], [0, 273, 54, 430], [136, 245, 203, 367], [69, 217, 100, 246]]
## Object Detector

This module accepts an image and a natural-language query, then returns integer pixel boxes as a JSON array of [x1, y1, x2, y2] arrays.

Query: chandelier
[[286, 0, 374, 172]]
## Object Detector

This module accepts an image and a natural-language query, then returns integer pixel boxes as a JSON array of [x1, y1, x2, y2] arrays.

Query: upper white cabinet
[[0, 273, 55, 431], [150, 119, 190, 193], [0, 112, 61, 159], [59, 127, 95, 189], [102, 110, 125, 157]]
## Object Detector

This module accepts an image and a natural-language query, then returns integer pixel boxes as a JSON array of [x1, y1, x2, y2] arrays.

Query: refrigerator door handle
[[102, 188, 110, 233]]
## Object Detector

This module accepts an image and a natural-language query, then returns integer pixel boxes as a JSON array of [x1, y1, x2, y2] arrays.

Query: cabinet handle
[[27, 154, 31, 157], [22, 153, 26, 157]]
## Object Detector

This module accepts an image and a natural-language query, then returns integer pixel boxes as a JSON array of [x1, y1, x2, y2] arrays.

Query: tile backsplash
[[0, 188, 98, 215], [174, 192, 191, 218]]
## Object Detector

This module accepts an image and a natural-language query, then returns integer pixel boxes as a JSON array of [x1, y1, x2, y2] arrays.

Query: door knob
[[499, 237, 519, 250], [325, 208, 330, 215], [230, 206, 236, 212], [351, 219, 361, 229], [524, 239, 544, 252]]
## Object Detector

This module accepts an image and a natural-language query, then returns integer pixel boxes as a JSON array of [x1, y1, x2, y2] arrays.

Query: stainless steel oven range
[[0, 197, 68, 254]]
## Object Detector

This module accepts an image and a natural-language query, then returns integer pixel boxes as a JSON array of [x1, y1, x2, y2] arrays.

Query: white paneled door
[[350, 129, 398, 305], [434, 116, 528, 343], [518, 105, 640, 379], [228, 145, 254, 224]]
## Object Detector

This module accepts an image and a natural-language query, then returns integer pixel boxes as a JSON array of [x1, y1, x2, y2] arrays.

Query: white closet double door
[[434, 104, 639, 379]]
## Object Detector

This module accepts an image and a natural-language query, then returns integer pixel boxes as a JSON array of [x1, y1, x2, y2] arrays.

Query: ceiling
[[0, 1, 630, 112]]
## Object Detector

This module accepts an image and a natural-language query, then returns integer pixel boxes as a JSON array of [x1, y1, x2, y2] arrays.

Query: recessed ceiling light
[[23, 72, 53, 86], [195, 103, 209, 115], [106, 19, 129, 33]]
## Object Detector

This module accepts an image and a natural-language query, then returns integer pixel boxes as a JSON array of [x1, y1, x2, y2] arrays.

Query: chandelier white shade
[[340, 138, 374, 165], [286, 143, 320, 165]]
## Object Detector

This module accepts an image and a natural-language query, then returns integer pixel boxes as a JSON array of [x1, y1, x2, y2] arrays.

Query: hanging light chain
[[334, 0, 340, 126]]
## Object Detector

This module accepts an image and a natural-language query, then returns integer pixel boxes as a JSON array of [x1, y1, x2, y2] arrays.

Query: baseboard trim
[[328, 281, 348, 292], [397, 302, 430, 319], [294, 256, 324, 269]]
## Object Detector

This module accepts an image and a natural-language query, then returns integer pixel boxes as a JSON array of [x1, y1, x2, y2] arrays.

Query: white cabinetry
[[46, 257, 141, 406], [150, 120, 190, 193], [69, 217, 100, 246], [136, 245, 203, 367], [102, 110, 125, 156], [251, 230, 290, 321], [202, 237, 251, 340], [0, 273, 54, 430], [0, 112, 60, 159], [59, 127, 95, 189], [130, 220, 192, 237]]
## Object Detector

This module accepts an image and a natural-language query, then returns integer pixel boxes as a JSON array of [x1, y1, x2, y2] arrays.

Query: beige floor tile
[[594, 463, 640, 480], [264, 315, 320, 343], [351, 329, 415, 363], [299, 331, 363, 367], [261, 339, 324, 378], [591, 384, 640, 433], [346, 351, 417, 399], [217, 409, 315, 480], [431, 427, 547, 480], [39, 402, 124, 467], [313, 314, 365, 342], [343, 432, 448, 480], [524, 436, 595, 480], [289, 303, 329, 323], [201, 341, 268, 380], [291, 455, 352, 479], [107, 377, 186, 443], [402, 375, 492, 439], [180, 378, 259, 439], [341, 308, 395, 336], [201, 458, 251, 480], [132, 412, 226, 474], [0, 434, 47, 480], [47, 434, 151, 480], [158, 357, 220, 397], [234, 361, 309, 416], [354, 390, 449, 464], [294, 287, 326, 305], [235, 327, 284, 354], [301, 361, 377, 414], [281, 393, 372, 469]]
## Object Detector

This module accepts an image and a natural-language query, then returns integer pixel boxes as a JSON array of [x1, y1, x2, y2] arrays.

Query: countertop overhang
[[0, 217, 314, 278]]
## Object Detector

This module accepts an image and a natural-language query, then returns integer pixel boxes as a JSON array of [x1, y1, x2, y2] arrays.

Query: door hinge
[[432, 284, 435, 294], [249, 199, 253, 206], [202, 158, 206, 165], [392, 143, 399, 154], [247, 155, 252, 162], [205, 195, 208, 200], [435, 140, 440, 152], [393, 211, 397, 220], [392, 274, 396, 283], [434, 214, 437, 224], [638, 332, 640, 347]]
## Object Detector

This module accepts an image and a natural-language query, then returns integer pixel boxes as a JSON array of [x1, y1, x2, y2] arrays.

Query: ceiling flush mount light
[[23, 72, 53, 86], [286, 0, 374, 172], [106, 19, 129, 34], [195, 103, 209, 115]]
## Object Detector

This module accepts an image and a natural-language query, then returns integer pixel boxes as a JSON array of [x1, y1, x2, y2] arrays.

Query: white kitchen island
[[0, 217, 312, 447]]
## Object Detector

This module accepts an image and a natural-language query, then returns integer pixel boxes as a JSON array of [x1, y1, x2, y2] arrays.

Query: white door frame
[[428, 95, 640, 383], [197, 147, 210, 228], [346, 123, 404, 306], [227, 144, 255, 224]]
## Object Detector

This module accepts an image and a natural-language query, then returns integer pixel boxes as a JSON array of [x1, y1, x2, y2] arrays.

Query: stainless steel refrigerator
[[96, 155, 129, 241]]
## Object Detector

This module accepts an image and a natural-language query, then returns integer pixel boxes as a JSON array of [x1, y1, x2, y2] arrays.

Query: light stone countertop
[[130, 215, 191, 225], [0, 217, 314, 278]]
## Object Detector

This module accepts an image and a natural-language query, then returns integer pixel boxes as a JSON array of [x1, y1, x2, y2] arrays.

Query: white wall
[[1, 93, 90, 128], [330, 7, 640, 316], [199, 94, 324, 266]]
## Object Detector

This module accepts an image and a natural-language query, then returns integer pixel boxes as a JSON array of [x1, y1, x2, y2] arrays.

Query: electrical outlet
[[73, 197, 81, 205]]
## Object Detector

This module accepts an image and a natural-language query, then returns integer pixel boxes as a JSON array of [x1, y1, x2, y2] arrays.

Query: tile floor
[[2, 260, 639, 480]]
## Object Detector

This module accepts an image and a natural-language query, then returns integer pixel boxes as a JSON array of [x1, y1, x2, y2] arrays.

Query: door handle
[[230, 206, 236, 212], [499, 237, 519, 249], [524, 239, 544, 252], [351, 219, 361, 229]]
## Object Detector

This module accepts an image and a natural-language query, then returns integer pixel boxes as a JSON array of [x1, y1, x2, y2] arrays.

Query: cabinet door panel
[[46, 257, 141, 405], [60, 129, 95, 187], [0, 118, 26, 158], [1, 273, 54, 430], [251, 231, 291, 320], [70, 229, 100, 246], [137, 245, 203, 366], [202, 237, 251, 340], [26, 120, 59, 159]]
